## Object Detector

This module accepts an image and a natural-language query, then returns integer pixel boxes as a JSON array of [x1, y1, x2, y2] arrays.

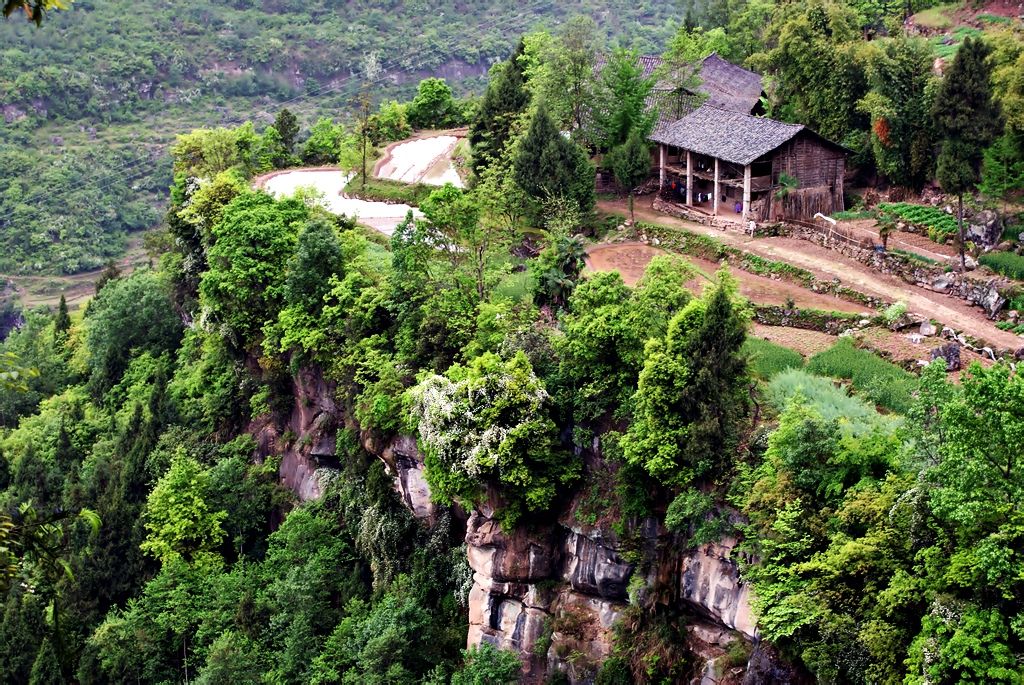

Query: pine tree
[[979, 132, 1024, 211], [606, 128, 652, 224], [468, 40, 530, 175], [932, 37, 1002, 271], [274, 108, 300, 153], [622, 272, 748, 486], [53, 294, 70, 341], [513, 105, 595, 215]]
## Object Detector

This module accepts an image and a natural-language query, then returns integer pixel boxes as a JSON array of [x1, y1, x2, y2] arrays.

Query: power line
[[1, 0, 555, 219]]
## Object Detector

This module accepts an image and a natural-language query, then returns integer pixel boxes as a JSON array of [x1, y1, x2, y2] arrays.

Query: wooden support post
[[685, 150, 693, 206], [713, 157, 720, 216], [659, 144, 666, 188], [742, 164, 752, 222]]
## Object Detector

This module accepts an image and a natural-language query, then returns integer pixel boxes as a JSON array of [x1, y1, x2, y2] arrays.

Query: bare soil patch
[[585, 243, 666, 286], [585, 242, 865, 313], [599, 197, 1024, 351], [750, 324, 836, 358]]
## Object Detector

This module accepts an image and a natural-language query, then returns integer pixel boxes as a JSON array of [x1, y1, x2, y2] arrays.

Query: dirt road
[[598, 197, 1022, 351]]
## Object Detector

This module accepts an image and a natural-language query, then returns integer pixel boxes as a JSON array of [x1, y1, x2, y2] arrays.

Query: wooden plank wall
[[770, 133, 845, 220]]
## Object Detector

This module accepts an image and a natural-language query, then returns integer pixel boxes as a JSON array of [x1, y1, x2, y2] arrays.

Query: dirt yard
[[749, 324, 836, 357], [585, 242, 867, 313], [599, 196, 1023, 351]]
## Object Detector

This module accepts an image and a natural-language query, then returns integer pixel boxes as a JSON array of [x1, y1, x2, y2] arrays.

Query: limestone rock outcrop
[[261, 366, 777, 683], [679, 538, 757, 638]]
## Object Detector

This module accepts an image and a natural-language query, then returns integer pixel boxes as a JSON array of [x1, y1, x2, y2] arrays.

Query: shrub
[[766, 368, 892, 434], [806, 338, 917, 413], [882, 301, 907, 325], [742, 337, 804, 380], [979, 252, 1024, 281]]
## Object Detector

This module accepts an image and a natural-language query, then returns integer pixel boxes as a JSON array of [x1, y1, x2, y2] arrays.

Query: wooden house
[[649, 104, 847, 223], [621, 53, 847, 223]]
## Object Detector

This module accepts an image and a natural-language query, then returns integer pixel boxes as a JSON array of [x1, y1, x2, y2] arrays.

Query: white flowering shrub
[[410, 351, 578, 523]]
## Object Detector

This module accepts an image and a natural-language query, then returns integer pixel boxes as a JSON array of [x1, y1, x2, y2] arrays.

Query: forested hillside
[[2, 1, 1024, 683], [0, 0, 684, 275]]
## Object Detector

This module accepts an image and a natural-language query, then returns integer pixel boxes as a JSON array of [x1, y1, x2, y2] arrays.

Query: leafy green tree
[[411, 352, 577, 523], [84, 270, 182, 394], [408, 78, 458, 129], [195, 631, 264, 685], [199, 191, 307, 351], [750, 1, 869, 142], [531, 232, 587, 309], [605, 128, 652, 223], [274, 108, 300, 154], [419, 183, 503, 299], [368, 100, 413, 144], [980, 132, 1024, 210], [593, 47, 657, 149], [176, 170, 248, 248], [302, 117, 345, 165], [932, 37, 1002, 272], [622, 272, 748, 486], [140, 454, 227, 564], [521, 17, 601, 137], [513, 105, 595, 216], [172, 127, 242, 179], [857, 37, 935, 189], [556, 256, 694, 424], [309, 577, 448, 684], [469, 40, 530, 175], [449, 644, 522, 685], [723, 0, 775, 62]]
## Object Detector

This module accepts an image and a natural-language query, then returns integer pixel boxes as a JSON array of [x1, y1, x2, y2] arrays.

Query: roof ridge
[[689, 102, 803, 129]]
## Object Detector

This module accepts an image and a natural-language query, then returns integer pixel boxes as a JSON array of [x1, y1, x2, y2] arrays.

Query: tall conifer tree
[[469, 40, 530, 174], [932, 37, 1002, 272], [513, 105, 595, 215]]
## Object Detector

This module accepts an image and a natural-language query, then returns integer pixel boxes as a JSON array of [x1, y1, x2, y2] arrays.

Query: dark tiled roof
[[633, 53, 764, 115], [698, 53, 764, 114], [649, 104, 806, 165], [637, 54, 663, 79]]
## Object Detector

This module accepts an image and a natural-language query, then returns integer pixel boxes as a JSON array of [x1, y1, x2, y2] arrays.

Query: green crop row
[[979, 252, 1024, 281], [878, 202, 959, 237]]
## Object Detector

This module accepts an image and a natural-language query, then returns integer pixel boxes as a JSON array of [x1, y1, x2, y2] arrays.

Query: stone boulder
[[931, 342, 962, 371], [378, 435, 436, 522], [966, 209, 1002, 247], [679, 538, 757, 639], [465, 510, 560, 583], [742, 641, 812, 685]]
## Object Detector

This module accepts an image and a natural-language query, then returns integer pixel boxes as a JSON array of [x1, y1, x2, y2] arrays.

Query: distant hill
[[0, 0, 683, 275]]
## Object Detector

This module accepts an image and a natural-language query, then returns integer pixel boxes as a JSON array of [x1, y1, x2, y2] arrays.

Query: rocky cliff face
[[263, 373, 787, 683], [251, 367, 339, 501]]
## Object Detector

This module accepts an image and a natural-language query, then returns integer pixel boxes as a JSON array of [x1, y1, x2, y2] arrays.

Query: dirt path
[[586, 243, 866, 313], [600, 197, 1023, 350]]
